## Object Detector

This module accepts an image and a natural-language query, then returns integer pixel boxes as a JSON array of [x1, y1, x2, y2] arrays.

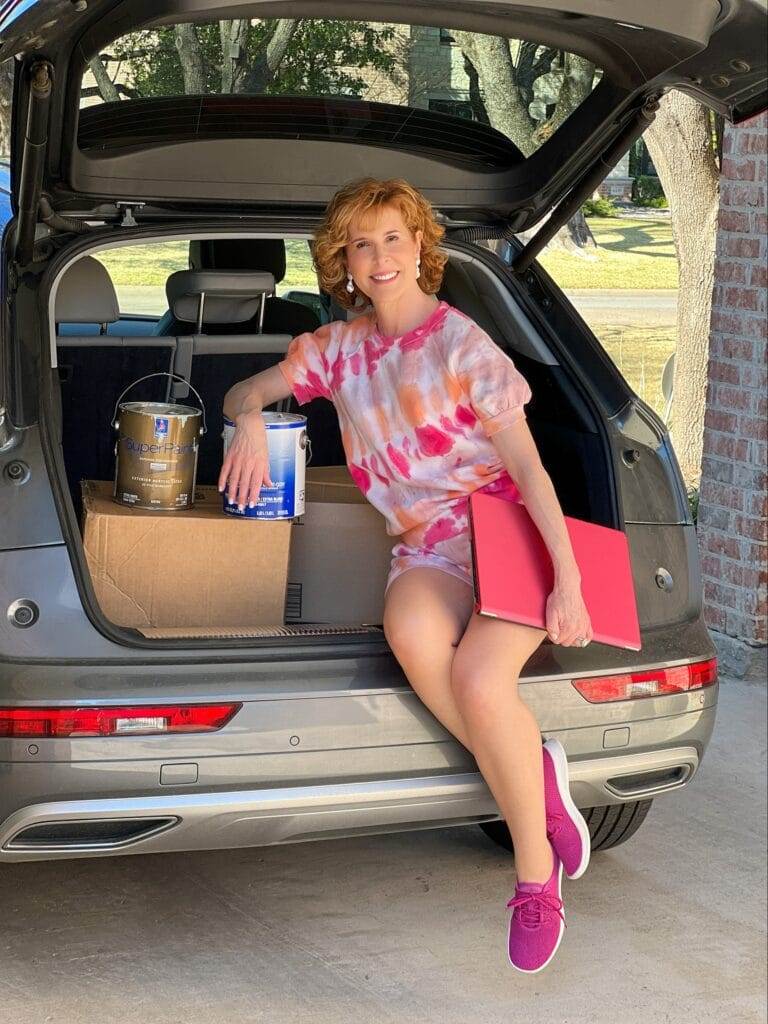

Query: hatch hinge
[[512, 95, 661, 275], [13, 60, 53, 265], [116, 201, 147, 227]]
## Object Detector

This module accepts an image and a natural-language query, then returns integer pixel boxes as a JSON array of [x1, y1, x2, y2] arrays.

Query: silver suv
[[1, 0, 765, 863]]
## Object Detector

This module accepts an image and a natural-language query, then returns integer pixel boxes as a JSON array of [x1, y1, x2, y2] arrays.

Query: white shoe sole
[[507, 858, 565, 974], [544, 738, 592, 880]]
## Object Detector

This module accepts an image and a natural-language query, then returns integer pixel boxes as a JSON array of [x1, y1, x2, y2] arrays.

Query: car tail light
[[571, 657, 718, 703], [0, 703, 242, 738]]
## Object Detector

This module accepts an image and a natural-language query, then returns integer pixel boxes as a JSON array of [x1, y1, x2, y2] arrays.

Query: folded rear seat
[[55, 257, 177, 510]]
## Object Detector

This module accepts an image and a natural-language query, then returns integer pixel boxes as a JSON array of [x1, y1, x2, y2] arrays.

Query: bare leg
[[451, 613, 550, 883], [383, 568, 476, 750], [384, 568, 551, 882]]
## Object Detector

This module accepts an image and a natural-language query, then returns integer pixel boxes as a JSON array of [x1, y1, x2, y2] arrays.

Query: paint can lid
[[262, 412, 306, 425], [120, 401, 201, 417]]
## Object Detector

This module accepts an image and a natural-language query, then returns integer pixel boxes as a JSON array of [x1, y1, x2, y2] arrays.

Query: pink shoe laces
[[506, 890, 566, 930]]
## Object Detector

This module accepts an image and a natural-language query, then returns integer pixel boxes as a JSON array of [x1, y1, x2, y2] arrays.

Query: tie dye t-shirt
[[277, 300, 532, 541]]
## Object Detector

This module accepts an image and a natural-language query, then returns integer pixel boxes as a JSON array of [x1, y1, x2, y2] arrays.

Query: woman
[[220, 177, 593, 974]]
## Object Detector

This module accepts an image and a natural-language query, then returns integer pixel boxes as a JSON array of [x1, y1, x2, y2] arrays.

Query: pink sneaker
[[506, 847, 566, 973], [542, 738, 591, 880]]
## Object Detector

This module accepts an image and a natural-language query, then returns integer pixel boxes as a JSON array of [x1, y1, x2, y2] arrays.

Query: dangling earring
[[415, 256, 421, 280], [346, 272, 355, 294]]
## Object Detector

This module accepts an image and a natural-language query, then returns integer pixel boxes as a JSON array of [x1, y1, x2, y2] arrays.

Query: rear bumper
[[0, 734, 708, 862]]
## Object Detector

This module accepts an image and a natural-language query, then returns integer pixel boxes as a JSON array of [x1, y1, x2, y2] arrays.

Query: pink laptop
[[468, 491, 641, 651]]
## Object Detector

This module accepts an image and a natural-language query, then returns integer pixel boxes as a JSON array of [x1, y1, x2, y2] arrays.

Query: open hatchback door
[[1, 0, 766, 253]]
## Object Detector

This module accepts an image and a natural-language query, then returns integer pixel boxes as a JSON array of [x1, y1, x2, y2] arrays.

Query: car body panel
[[0, 2, 731, 860], [0, 425, 64, 549], [0, 677, 716, 861], [2, 1, 766, 230], [0, 734, 711, 862]]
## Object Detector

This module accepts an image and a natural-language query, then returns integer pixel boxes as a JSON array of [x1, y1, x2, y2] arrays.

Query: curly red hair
[[313, 178, 447, 309]]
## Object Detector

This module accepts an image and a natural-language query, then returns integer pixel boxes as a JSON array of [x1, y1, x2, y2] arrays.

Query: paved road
[[566, 289, 678, 326], [0, 675, 763, 1024], [114, 285, 679, 325]]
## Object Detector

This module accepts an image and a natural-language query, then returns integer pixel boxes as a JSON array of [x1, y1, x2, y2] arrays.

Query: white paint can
[[222, 412, 307, 519]]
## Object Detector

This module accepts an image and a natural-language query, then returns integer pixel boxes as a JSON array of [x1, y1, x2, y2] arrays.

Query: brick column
[[698, 111, 767, 680]]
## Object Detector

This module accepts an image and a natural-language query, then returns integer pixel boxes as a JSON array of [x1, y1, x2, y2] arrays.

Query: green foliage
[[628, 137, 658, 179], [637, 196, 669, 209], [582, 196, 618, 217], [112, 26, 213, 98], [111, 19, 397, 99], [632, 174, 667, 206], [271, 21, 396, 96], [687, 487, 699, 526]]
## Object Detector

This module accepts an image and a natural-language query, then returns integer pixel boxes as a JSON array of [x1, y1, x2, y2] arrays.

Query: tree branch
[[88, 55, 120, 103], [242, 19, 298, 94]]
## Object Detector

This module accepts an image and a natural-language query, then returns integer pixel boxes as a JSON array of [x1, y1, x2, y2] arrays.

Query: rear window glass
[[80, 18, 602, 160], [94, 239, 318, 316]]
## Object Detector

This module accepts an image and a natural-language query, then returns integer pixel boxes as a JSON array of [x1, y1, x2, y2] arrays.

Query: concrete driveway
[[0, 676, 764, 1024]]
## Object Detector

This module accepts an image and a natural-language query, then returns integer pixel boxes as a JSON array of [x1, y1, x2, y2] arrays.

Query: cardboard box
[[81, 480, 291, 630], [302, 465, 374, 504], [287, 466, 394, 624]]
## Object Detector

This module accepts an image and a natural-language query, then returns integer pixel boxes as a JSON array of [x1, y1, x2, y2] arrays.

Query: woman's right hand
[[218, 411, 274, 510]]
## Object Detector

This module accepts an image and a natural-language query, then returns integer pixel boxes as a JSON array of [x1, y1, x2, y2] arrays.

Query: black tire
[[479, 799, 653, 854]]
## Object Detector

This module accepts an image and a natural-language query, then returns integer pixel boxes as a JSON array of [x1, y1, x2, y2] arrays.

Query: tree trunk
[[643, 92, 720, 488], [538, 53, 595, 141], [453, 31, 535, 155], [516, 207, 597, 255], [88, 55, 120, 103], [0, 58, 14, 157], [242, 19, 298, 94], [454, 34, 595, 254], [174, 24, 206, 94], [564, 209, 596, 249], [220, 19, 250, 94]]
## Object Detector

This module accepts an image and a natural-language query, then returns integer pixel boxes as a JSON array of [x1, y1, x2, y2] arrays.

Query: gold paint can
[[112, 373, 206, 510]]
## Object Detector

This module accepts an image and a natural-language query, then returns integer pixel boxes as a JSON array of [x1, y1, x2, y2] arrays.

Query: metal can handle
[[111, 372, 207, 435]]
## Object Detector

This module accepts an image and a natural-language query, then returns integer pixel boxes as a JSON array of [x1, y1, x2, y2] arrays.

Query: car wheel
[[479, 798, 653, 854]]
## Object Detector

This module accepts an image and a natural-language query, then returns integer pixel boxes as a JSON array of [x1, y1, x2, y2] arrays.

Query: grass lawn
[[97, 240, 318, 288], [538, 216, 678, 290], [97, 240, 189, 286], [591, 323, 676, 421], [97, 218, 676, 292]]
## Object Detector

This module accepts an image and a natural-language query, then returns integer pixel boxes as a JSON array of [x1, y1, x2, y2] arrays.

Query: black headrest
[[166, 270, 276, 324], [190, 239, 286, 283]]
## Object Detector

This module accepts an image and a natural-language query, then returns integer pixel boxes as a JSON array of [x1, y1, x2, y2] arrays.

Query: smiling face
[[344, 203, 423, 305]]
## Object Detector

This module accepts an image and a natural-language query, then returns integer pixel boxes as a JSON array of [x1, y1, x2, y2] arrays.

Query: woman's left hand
[[545, 579, 593, 647]]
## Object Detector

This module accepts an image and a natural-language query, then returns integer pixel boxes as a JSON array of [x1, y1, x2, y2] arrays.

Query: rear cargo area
[[79, 468, 393, 637], [48, 234, 614, 642]]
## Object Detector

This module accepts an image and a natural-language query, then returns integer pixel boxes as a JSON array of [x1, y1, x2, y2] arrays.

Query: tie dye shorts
[[385, 473, 523, 595]]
